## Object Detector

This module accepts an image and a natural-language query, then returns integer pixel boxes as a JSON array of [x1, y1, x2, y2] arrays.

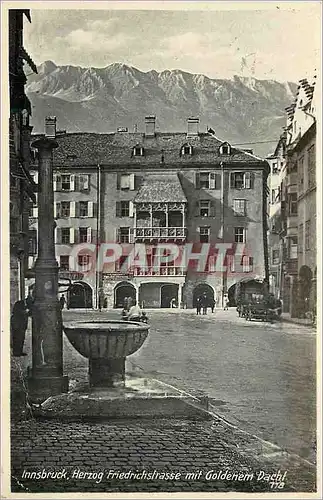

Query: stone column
[[28, 137, 68, 401], [177, 284, 183, 308]]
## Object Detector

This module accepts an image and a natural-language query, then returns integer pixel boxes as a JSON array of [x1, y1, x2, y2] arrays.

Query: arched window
[[132, 144, 144, 157], [219, 142, 231, 155], [181, 143, 193, 156]]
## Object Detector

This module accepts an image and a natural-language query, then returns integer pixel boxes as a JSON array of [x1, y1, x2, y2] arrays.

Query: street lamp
[[27, 135, 68, 401]]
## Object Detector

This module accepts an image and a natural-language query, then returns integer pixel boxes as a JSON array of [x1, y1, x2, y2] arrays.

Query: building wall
[[29, 127, 269, 309], [9, 10, 36, 309]]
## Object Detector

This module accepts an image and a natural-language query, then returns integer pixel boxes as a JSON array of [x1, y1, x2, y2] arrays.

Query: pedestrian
[[196, 296, 201, 315], [127, 301, 142, 322], [201, 293, 208, 315], [223, 294, 229, 310], [123, 296, 129, 311], [210, 297, 216, 313], [59, 294, 66, 310], [126, 296, 133, 311], [26, 290, 34, 315], [170, 297, 177, 308], [11, 299, 29, 356]]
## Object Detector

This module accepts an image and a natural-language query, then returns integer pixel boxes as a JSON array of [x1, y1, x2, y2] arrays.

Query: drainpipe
[[220, 162, 225, 307], [95, 163, 102, 309]]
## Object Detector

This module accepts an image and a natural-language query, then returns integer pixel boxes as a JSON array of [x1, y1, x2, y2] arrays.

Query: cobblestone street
[[10, 308, 316, 493]]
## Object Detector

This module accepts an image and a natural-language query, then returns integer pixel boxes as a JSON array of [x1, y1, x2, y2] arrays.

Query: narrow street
[[53, 308, 317, 463], [129, 309, 316, 462]]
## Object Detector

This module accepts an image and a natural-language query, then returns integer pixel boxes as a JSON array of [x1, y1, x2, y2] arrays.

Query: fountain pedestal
[[89, 357, 126, 387]]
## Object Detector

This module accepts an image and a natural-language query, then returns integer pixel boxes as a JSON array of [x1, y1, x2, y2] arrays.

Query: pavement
[[9, 308, 317, 494]]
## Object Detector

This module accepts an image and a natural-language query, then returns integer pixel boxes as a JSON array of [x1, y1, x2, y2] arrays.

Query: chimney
[[187, 117, 199, 137], [145, 115, 156, 137], [45, 116, 57, 138]]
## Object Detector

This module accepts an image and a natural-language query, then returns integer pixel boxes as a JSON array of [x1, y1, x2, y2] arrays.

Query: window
[[219, 142, 231, 155], [120, 174, 130, 190], [61, 202, 70, 218], [120, 201, 129, 217], [298, 156, 304, 193], [200, 201, 210, 217], [196, 172, 216, 189], [181, 144, 193, 156], [133, 145, 144, 156], [119, 227, 130, 243], [308, 145, 315, 189], [79, 201, 88, 217], [289, 236, 298, 259], [59, 255, 69, 270], [288, 193, 297, 215], [118, 173, 135, 190], [272, 162, 278, 174], [242, 256, 253, 272], [305, 220, 310, 251], [116, 201, 132, 217], [233, 199, 246, 216], [28, 230, 37, 255], [61, 175, 71, 191], [78, 255, 90, 269], [61, 228, 70, 244], [79, 175, 90, 191], [29, 203, 38, 218], [79, 227, 88, 243], [199, 226, 210, 243], [272, 249, 280, 265], [234, 227, 245, 243], [230, 172, 251, 189], [298, 224, 304, 253]]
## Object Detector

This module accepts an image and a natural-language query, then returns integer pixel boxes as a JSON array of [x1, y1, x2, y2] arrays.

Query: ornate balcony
[[134, 266, 185, 277], [134, 226, 186, 241]]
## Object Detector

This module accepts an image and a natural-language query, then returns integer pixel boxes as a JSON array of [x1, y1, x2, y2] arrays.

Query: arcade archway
[[227, 283, 237, 306], [193, 283, 214, 308], [114, 282, 136, 308], [68, 282, 93, 309], [161, 283, 178, 308]]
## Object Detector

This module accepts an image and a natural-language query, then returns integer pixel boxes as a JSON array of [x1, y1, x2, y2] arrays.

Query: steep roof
[[135, 174, 187, 203], [31, 131, 267, 168]]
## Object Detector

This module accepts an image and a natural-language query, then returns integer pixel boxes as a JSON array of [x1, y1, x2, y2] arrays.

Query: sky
[[23, 2, 321, 83]]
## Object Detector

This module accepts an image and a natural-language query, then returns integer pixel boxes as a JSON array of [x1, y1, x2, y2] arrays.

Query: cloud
[[64, 29, 131, 52]]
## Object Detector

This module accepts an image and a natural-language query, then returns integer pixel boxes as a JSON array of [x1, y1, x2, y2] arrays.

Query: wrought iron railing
[[134, 266, 185, 276], [134, 227, 186, 239]]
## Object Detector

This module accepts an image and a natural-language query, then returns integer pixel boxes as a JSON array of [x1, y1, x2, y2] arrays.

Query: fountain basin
[[63, 320, 149, 359], [63, 320, 149, 387]]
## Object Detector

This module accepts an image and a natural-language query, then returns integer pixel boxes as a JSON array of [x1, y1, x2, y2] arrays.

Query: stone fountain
[[35, 318, 209, 420], [62, 320, 149, 388]]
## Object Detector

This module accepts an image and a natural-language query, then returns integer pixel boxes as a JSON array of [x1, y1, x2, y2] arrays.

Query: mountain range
[[26, 61, 297, 157]]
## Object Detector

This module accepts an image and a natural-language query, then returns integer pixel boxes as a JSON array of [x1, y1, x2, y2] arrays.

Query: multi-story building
[[267, 76, 317, 317], [266, 133, 286, 298], [29, 116, 270, 309], [9, 9, 37, 308]]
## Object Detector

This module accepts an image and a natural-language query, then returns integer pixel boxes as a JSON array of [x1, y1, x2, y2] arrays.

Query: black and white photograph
[[1, 0, 321, 496]]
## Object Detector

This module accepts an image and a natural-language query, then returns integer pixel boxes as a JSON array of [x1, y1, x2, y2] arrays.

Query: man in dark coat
[[11, 300, 29, 356], [196, 296, 201, 315], [201, 293, 208, 315], [210, 297, 216, 313]]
